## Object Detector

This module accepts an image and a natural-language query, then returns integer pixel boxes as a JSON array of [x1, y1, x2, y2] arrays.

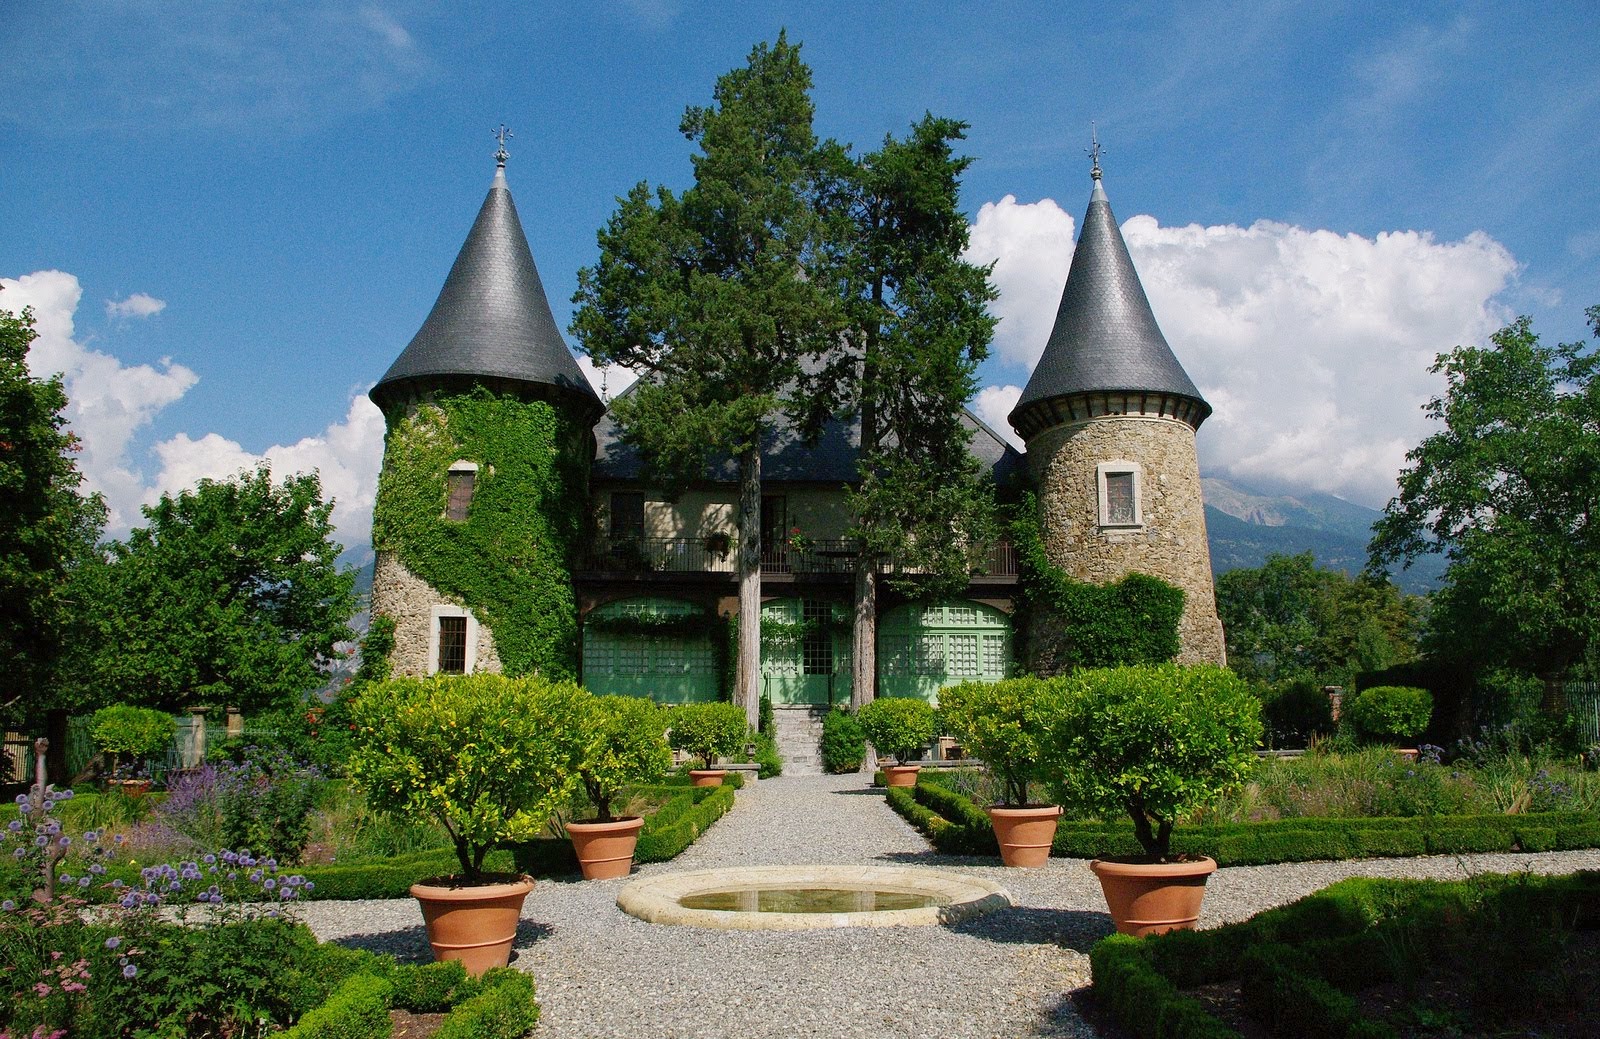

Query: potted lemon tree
[[1049, 664, 1261, 935], [89, 705, 176, 795], [667, 701, 750, 786], [939, 678, 1065, 866], [349, 673, 589, 974], [857, 696, 937, 787], [569, 694, 672, 879]]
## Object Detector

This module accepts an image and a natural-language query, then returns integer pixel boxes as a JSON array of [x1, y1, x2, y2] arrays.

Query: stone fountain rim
[[615, 864, 1012, 931]]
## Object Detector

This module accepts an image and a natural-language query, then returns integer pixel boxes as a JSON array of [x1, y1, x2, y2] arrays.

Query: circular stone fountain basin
[[616, 865, 1011, 931]]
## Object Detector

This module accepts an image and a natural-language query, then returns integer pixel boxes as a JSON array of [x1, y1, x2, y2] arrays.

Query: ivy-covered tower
[[369, 142, 603, 680], [1008, 157, 1226, 667]]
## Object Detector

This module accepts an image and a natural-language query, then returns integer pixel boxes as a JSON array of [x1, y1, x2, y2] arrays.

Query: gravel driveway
[[300, 774, 1600, 1039]]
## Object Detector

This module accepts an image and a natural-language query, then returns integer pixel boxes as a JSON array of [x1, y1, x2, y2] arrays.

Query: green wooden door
[[877, 601, 1012, 703], [760, 598, 852, 707], [581, 598, 721, 704]]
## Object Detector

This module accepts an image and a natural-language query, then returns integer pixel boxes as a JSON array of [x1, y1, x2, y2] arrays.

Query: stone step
[[770, 706, 830, 776]]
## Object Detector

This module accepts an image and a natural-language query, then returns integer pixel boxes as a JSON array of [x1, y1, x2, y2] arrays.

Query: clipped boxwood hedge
[[889, 778, 1600, 865], [281, 956, 538, 1039], [1089, 871, 1600, 1039]]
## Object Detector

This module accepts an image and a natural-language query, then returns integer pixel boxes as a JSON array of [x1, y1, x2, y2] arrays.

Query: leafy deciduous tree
[[0, 305, 106, 729], [1369, 307, 1600, 689], [1216, 551, 1421, 686], [88, 466, 356, 712]]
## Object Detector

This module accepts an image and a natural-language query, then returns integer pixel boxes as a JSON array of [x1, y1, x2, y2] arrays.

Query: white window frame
[[428, 604, 480, 675], [1096, 461, 1144, 529]]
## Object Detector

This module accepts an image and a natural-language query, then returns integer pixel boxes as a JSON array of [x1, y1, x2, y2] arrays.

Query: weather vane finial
[[1087, 121, 1104, 181], [494, 124, 513, 169]]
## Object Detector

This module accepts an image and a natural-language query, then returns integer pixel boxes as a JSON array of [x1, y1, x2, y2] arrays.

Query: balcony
[[578, 536, 1017, 582]]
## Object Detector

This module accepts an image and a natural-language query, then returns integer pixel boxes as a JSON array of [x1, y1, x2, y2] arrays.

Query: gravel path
[[300, 775, 1600, 1039]]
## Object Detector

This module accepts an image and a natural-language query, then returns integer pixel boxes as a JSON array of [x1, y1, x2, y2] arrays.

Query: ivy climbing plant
[[372, 389, 587, 680], [1011, 495, 1184, 672]]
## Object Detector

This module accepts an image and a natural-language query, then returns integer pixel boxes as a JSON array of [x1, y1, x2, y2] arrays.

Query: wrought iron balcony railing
[[580, 536, 1017, 579]]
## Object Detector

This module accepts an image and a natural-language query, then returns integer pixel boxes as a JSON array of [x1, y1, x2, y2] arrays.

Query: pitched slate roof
[[370, 165, 601, 419], [592, 387, 1023, 489], [1009, 176, 1209, 435]]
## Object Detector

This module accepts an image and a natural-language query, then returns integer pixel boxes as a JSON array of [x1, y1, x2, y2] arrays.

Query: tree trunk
[[737, 444, 763, 729], [851, 557, 875, 711]]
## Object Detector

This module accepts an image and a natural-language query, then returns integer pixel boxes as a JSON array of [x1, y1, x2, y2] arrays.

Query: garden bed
[[1088, 870, 1600, 1038], [885, 778, 1600, 865]]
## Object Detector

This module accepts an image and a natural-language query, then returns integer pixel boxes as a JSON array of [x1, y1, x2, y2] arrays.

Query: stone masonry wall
[[1029, 415, 1226, 665], [372, 551, 503, 678]]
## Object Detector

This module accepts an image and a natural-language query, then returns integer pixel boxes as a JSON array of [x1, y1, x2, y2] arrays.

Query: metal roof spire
[[370, 137, 601, 421], [1087, 121, 1104, 181], [1007, 145, 1210, 438]]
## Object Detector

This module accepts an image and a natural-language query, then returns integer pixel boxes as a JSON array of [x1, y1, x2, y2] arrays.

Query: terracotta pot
[[568, 816, 645, 880], [410, 873, 534, 975], [882, 764, 922, 788], [988, 805, 1062, 867], [111, 779, 152, 799], [689, 769, 727, 787], [1089, 856, 1217, 937]]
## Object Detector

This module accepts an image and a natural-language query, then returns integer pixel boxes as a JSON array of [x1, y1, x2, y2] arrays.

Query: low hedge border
[[1089, 871, 1600, 1039], [890, 779, 1600, 865], [281, 957, 538, 1039]]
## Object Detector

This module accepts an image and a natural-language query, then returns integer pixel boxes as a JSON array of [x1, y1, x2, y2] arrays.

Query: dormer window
[[1097, 461, 1143, 529], [445, 461, 478, 521]]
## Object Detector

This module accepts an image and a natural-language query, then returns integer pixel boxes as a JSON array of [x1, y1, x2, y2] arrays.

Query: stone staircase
[[769, 706, 829, 776]]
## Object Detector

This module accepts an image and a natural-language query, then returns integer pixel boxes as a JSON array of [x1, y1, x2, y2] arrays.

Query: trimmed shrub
[[280, 973, 393, 1039], [1049, 664, 1262, 860], [88, 705, 176, 774], [434, 969, 538, 1039], [1259, 678, 1335, 749], [938, 677, 1063, 806], [820, 707, 866, 773], [857, 696, 937, 765], [666, 701, 750, 771], [1345, 685, 1433, 744]]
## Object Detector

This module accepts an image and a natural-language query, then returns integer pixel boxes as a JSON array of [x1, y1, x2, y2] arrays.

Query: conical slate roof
[[371, 165, 601, 419], [1009, 176, 1209, 437]]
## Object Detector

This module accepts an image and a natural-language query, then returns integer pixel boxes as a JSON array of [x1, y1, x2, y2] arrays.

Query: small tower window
[[429, 605, 478, 675], [445, 461, 478, 521], [1097, 462, 1144, 529], [610, 492, 645, 540]]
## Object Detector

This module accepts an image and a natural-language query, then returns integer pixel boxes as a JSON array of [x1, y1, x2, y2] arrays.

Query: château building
[[367, 147, 1224, 764]]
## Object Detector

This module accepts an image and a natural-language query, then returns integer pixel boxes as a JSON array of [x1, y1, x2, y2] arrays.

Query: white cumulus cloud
[[967, 201, 1519, 508], [971, 384, 1023, 450], [577, 354, 639, 403], [105, 292, 167, 320]]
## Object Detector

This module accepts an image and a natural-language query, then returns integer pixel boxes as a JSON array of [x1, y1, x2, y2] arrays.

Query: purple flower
[[122, 964, 137, 979], [17, 803, 30, 815], [105, 937, 121, 950], [1, 899, 14, 912], [7, 821, 21, 833], [78, 877, 90, 888]]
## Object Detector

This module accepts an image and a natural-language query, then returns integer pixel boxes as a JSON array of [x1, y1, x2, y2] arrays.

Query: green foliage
[[1011, 497, 1185, 671], [432, 968, 538, 1039], [1216, 552, 1423, 686], [1344, 685, 1433, 744], [857, 695, 936, 765], [1258, 678, 1337, 749], [577, 694, 671, 822], [0, 306, 107, 728], [834, 115, 1000, 600], [752, 730, 783, 778], [820, 706, 866, 773], [630, 783, 738, 862], [1049, 664, 1263, 861], [937, 678, 1063, 806], [372, 390, 586, 680], [348, 673, 589, 882], [86, 465, 356, 713], [280, 972, 393, 1039], [666, 700, 750, 771], [87, 705, 175, 761], [1371, 306, 1600, 680]]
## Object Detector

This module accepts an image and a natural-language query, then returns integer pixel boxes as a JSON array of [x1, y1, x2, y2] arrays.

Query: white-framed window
[[1096, 461, 1143, 529], [444, 461, 479, 522], [428, 605, 480, 674]]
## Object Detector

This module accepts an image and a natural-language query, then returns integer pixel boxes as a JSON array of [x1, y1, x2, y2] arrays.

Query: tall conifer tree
[[572, 34, 847, 725]]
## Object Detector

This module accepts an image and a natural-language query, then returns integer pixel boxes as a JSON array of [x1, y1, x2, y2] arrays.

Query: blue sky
[[2, 1, 1597, 555]]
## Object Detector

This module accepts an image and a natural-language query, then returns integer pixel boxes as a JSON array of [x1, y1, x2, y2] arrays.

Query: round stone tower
[[369, 141, 603, 679], [1008, 163, 1225, 666]]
